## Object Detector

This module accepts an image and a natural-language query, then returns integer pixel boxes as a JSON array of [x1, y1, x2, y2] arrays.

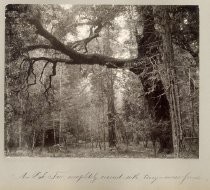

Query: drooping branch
[[28, 66, 37, 87], [26, 60, 36, 87], [24, 56, 70, 94], [39, 61, 49, 84], [44, 62, 57, 94], [23, 59, 37, 99]]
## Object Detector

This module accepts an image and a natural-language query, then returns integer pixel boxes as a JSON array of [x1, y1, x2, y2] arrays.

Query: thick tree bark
[[102, 27, 118, 148], [107, 69, 117, 148], [106, 71, 127, 148], [161, 7, 183, 156], [130, 6, 174, 153]]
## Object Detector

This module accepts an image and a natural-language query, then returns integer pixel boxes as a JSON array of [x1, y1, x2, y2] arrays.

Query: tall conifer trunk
[[161, 7, 183, 156], [107, 70, 117, 148]]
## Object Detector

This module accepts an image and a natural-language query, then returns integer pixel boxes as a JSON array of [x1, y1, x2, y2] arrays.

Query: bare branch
[[26, 60, 35, 85], [67, 21, 103, 53], [28, 67, 37, 87], [24, 56, 68, 95], [39, 61, 49, 85], [44, 62, 57, 95]]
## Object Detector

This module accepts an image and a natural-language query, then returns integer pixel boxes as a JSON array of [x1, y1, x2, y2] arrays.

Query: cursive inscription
[[18, 171, 202, 185]]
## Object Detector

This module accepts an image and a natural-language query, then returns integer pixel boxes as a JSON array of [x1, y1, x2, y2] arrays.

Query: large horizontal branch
[[24, 44, 55, 51], [28, 57, 74, 64], [28, 17, 139, 68], [28, 56, 144, 70]]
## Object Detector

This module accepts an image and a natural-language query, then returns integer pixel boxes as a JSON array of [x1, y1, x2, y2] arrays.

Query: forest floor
[[5, 141, 199, 158]]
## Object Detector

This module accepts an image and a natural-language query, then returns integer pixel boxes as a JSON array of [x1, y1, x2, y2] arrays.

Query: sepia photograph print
[[5, 4, 199, 158]]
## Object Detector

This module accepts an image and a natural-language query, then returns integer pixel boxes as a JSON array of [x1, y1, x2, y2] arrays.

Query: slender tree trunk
[[102, 104, 106, 150], [41, 129, 45, 150], [100, 73, 106, 150], [18, 93, 23, 149], [90, 127, 94, 150], [84, 131, 87, 148], [53, 120, 56, 145], [5, 126, 10, 153], [59, 64, 63, 144], [189, 68, 196, 136], [31, 130, 36, 152], [103, 127, 106, 150], [18, 120, 22, 148]]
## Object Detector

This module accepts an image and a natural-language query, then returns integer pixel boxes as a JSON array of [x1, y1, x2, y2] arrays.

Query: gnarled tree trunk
[[130, 6, 174, 153]]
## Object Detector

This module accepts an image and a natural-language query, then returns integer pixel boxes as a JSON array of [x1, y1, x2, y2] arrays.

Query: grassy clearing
[[5, 141, 198, 158]]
